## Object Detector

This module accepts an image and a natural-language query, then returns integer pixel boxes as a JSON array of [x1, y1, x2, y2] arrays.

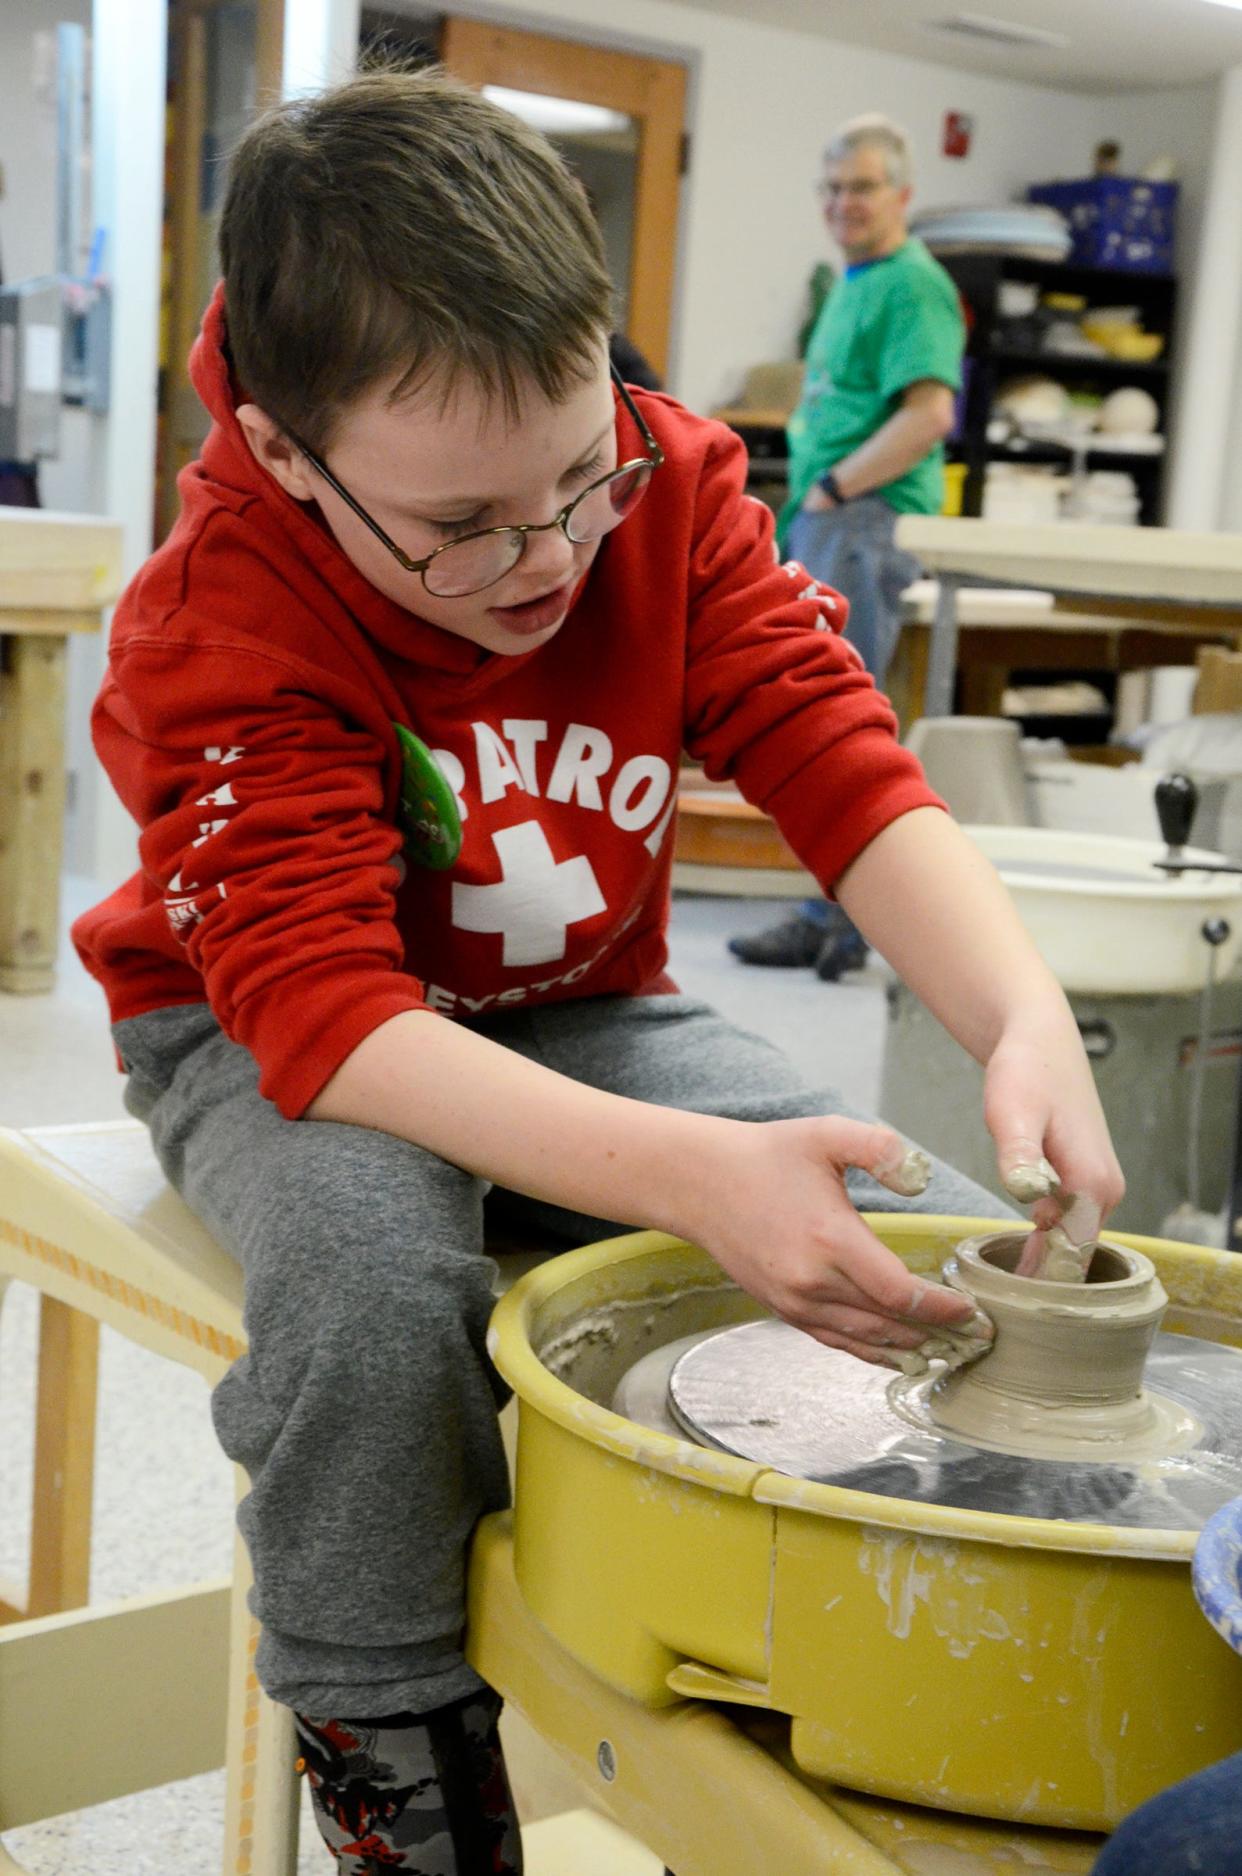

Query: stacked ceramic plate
[[911, 202, 1071, 260]]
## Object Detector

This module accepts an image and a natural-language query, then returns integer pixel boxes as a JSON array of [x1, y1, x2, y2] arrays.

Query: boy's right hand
[[680, 1116, 986, 1366]]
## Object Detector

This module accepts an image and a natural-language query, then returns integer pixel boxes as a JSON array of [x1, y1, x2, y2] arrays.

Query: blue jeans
[[783, 494, 919, 686], [1091, 1751, 1242, 1875], [785, 495, 920, 930]]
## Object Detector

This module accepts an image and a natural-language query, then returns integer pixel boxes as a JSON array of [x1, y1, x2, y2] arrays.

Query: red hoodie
[[73, 291, 941, 1118]]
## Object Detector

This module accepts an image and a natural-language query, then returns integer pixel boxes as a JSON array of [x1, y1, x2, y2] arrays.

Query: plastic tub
[[966, 824, 1242, 994]]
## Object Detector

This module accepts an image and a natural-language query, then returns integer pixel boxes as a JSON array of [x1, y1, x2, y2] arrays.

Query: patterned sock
[[295, 1689, 523, 1874]]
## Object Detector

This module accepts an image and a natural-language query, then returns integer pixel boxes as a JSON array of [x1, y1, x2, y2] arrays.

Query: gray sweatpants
[[114, 994, 1008, 1719]]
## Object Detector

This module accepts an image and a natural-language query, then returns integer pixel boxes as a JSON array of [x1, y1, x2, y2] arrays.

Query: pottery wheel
[[614, 1319, 1242, 1530]]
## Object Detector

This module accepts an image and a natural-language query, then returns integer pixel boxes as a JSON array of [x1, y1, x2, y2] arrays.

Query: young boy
[[73, 67, 1121, 1874]]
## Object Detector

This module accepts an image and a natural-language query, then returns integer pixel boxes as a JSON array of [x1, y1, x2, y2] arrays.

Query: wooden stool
[[0, 1119, 550, 1875]]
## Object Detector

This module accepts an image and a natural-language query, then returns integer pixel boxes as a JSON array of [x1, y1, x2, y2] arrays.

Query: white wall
[[1, 0, 96, 515], [1191, 66, 1242, 533], [1086, 77, 1222, 528], [0, 0, 92, 285]]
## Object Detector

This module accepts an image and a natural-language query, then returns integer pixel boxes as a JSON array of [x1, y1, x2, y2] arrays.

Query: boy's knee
[[219, 1253, 501, 1466]]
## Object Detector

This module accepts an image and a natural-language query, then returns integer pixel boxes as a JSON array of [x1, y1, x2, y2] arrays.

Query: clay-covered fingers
[[764, 1203, 980, 1352], [987, 1050, 1124, 1226], [835, 1221, 978, 1331], [796, 1293, 993, 1371], [998, 1138, 1062, 1209], [691, 1112, 987, 1367], [816, 1116, 934, 1199], [1014, 1228, 1048, 1278], [804, 1303, 931, 1353]]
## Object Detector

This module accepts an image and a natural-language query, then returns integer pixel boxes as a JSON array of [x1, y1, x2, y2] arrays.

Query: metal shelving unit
[[939, 252, 1178, 528]]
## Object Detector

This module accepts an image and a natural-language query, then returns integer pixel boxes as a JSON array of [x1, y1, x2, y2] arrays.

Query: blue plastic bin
[[1028, 177, 1178, 274]]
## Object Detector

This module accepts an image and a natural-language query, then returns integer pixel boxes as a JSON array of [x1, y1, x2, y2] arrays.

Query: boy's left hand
[[982, 1011, 1124, 1254]]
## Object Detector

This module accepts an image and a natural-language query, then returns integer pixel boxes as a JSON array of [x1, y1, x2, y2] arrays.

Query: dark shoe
[[727, 910, 827, 968], [814, 926, 869, 981]]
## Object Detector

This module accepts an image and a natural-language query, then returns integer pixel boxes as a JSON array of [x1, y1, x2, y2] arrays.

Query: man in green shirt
[[731, 114, 965, 977]]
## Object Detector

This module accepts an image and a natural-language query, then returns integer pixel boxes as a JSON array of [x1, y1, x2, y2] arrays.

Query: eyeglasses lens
[[565, 462, 653, 545], [423, 531, 525, 598], [424, 462, 656, 595]]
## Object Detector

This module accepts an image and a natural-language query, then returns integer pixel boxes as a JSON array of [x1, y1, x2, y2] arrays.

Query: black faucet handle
[[1155, 771, 1198, 851]]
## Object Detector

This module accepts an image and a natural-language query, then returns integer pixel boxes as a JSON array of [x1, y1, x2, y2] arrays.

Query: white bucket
[[965, 824, 1242, 995]]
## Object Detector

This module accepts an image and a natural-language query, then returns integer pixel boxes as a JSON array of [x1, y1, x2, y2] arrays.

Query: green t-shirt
[[780, 238, 964, 539]]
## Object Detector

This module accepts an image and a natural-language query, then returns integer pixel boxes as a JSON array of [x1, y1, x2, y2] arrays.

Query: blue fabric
[[784, 494, 919, 686], [1091, 1751, 1242, 1875], [785, 497, 918, 935]]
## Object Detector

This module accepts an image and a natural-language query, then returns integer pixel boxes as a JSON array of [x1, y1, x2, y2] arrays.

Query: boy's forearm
[[305, 1008, 717, 1237], [836, 808, 1072, 1061]]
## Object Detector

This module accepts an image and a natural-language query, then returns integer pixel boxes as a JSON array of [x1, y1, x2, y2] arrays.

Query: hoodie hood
[[186, 283, 505, 676]]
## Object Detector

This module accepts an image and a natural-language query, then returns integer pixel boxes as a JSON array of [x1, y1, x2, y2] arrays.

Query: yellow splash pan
[[483, 1216, 1242, 1839]]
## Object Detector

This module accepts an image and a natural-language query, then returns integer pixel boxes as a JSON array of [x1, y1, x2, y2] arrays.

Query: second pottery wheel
[[615, 1232, 1242, 1530]]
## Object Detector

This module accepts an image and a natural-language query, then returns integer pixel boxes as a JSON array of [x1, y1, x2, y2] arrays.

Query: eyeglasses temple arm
[[609, 360, 665, 467]]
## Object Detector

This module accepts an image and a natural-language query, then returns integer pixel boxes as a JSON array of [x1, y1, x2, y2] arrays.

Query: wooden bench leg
[[0, 633, 69, 995], [28, 1296, 98, 1617], [0, 1290, 98, 1626], [223, 1490, 299, 1876]]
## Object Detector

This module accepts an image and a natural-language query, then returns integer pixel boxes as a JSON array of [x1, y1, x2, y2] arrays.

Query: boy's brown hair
[[219, 65, 615, 451]]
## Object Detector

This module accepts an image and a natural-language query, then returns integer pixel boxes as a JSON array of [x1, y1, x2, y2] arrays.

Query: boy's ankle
[[296, 1691, 521, 1874]]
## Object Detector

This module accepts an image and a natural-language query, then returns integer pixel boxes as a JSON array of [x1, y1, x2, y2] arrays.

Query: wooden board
[[1195, 646, 1242, 715], [0, 510, 123, 613], [0, 1583, 229, 1827], [675, 792, 801, 871], [0, 637, 67, 993], [896, 516, 1242, 612]]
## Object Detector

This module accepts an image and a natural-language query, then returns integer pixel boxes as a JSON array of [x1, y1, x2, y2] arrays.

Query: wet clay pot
[[933, 1231, 1199, 1461]]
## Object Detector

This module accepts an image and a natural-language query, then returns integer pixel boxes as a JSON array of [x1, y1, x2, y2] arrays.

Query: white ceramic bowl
[[966, 824, 1242, 994]]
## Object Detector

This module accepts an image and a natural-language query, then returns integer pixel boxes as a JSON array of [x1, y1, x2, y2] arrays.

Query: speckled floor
[[0, 879, 886, 1873]]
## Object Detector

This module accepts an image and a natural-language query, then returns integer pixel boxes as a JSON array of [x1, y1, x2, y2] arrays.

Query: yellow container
[[942, 461, 968, 517], [491, 1218, 1242, 1834]]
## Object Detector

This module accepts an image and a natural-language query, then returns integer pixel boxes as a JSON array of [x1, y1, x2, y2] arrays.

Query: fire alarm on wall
[[943, 111, 973, 159]]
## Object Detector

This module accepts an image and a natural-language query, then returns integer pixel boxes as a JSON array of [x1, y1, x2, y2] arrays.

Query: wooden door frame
[[441, 18, 686, 382], [159, 0, 287, 541]]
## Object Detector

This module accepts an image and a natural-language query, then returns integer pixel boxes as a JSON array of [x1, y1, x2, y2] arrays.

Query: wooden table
[[886, 580, 1242, 730], [895, 517, 1242, 719], [893, 514, 1242, 1253], [0, 510, 123, 992]]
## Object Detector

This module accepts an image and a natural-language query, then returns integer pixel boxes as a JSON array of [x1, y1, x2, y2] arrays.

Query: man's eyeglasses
[[290, 363, 664, 600], [814, 177, 890, 200]]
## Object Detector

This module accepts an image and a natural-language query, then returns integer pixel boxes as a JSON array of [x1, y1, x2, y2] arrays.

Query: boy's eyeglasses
[[290, 364, 664, 600]]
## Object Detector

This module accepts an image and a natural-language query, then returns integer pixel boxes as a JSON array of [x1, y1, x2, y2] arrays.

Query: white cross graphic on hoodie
[[452, 821, 607, 967]]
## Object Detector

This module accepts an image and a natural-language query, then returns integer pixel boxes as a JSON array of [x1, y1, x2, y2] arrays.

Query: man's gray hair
[[823, 114, 912, 188]]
